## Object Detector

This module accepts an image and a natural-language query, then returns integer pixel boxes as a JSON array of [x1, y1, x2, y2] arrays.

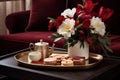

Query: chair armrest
[[5, 10, 30, 34]]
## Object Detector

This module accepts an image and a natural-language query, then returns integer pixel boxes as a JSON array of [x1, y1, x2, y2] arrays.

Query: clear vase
[[68, 41, 89, 59]]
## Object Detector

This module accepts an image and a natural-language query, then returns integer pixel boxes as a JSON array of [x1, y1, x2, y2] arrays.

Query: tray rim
[[14, 50, 103, 70]]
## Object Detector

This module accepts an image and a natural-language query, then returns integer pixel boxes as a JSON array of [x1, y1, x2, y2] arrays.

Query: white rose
[[57, 18, 75, 39], [61, 8, 76, 18], [91, 16, 106, 36]]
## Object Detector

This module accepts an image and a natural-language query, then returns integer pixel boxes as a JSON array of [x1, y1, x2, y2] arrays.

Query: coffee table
[[0, 48, 120, 80]]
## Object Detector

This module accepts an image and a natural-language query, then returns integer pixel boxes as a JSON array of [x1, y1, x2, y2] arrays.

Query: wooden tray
[[14, 51, 103, 70]]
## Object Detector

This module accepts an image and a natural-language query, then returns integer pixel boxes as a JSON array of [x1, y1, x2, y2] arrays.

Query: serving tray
[[14, 51, 103, 70]]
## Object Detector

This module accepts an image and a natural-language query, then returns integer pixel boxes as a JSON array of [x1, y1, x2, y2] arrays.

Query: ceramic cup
[[28, 51, 41, 63], [29, 40, 49, 59]]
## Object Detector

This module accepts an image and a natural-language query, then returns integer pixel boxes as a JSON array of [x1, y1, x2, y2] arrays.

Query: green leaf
[[49, 33, 63, 42], [98, 37, 113, 55], [77, 4, 83, 8], [64, 40, 68, 48], [47, 17, 55, 21], [104, 37, 111, 45], [76, 24, 82, 30], [70, 40, 78, 47], [49, 34, 62, 39], [82, 0, 86, 5], [98, 37, 106, 44], [99, 43, 109, 57], [104, 43, 113, 53], [77, 13, 83, 19], [80, 41, 84, 48], [54, 37, 63, 42]]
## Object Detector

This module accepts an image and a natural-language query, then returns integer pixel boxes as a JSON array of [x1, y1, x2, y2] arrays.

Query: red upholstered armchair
[[0, 0, 67, 55], [0, 0, 120, 57]]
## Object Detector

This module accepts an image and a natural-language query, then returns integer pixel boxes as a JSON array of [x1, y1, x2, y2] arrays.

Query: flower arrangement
[[48, 0, 113, 54]]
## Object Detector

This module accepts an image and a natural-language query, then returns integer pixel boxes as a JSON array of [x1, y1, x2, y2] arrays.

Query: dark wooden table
[[0, 48, 120, 80]]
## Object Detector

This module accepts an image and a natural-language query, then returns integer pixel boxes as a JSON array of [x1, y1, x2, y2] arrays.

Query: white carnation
[[91, 16, 106, 36], [57, 18, 75, 39]]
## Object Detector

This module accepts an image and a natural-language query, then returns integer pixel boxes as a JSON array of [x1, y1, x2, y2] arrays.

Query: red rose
[[48, 20, 54, 31], [81, 14, 91, 20], [82, 18, 90, 30], [55, 16, 65, 28]]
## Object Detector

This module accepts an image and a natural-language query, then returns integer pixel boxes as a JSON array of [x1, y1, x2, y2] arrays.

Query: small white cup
[[28, 51, 41, 63]]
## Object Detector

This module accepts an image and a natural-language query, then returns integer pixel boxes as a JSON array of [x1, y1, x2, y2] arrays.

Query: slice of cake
[[44, 57, 57, 65], [61, 58, 74, 66], [73, 56, 85, 65]]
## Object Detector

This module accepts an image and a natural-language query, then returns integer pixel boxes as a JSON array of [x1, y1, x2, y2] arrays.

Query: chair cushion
[[0, 32, 64, 48], [25, 0, 67, 31]]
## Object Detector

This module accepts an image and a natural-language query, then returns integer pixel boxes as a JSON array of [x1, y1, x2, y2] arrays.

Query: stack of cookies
[[43, 54, 86, 66]]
